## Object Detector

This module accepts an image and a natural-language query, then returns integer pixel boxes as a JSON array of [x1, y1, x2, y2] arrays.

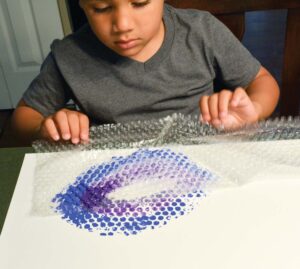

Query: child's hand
[[39, 109, 89, 144], [199, 87, 261, 130]]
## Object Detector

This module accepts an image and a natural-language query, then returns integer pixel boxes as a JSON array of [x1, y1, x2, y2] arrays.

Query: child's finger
[[67, 112, 81, 144], [208, 93, 220, 122], [199, 95, 211, 122], [53, 110, 71, 140], [43, 118, 60, 141], [218, 90, 232, 119], [79, 114, 89, 142], [231, 87, 248, 107]]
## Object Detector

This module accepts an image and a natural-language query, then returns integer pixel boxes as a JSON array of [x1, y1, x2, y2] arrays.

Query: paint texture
[[53, 148, 216, 236]]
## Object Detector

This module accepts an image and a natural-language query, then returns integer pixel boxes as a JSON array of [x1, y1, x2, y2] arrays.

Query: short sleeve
[[23, 53, 72, 117], [208, 14, 261, 89]]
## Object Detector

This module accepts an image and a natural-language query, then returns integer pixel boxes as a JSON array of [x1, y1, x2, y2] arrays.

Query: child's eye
[[132, 0, 150, 8], [93, 6, 112, 14]]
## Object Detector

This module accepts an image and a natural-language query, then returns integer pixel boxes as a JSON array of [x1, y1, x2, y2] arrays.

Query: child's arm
[[12, 100, 89, 144], [199, 66, 280, 129]]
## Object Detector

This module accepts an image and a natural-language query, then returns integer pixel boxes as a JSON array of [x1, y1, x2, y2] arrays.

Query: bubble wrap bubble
[[31, 114, 300, 221]]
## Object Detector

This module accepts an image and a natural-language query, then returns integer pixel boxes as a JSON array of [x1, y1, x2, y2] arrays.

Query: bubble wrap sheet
[[33, 114, 300, 151], [32, 114, 300, 217]]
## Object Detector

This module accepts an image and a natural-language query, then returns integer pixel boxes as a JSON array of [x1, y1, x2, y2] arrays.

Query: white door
[[0, 0, 64, 109]]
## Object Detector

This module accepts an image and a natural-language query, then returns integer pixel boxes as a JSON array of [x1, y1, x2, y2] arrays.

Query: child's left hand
[[199, 87, 261, 130]]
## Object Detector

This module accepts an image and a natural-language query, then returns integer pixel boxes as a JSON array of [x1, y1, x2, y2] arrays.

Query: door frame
[[57, 0, 72, 36]]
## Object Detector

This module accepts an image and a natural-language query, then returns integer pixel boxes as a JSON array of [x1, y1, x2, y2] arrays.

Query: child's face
[[80, 0, 165, 61]]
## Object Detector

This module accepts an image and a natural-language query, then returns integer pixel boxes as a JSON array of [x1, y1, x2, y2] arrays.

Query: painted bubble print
[[53, 148, 216, 236]]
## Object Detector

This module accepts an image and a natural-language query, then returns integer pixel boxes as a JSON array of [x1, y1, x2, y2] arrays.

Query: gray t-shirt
[[23, 4, 260, 124]]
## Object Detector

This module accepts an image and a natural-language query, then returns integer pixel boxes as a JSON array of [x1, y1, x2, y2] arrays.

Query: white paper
[[1, 142, 300, 269]]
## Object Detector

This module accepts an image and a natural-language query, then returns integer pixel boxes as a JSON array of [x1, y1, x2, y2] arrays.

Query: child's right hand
[[39, 109, 89, 144]]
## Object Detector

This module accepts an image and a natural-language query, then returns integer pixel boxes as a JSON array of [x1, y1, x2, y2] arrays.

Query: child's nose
[[112, 9, 134, 33]]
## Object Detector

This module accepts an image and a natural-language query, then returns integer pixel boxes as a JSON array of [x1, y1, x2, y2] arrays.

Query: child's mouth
[[115, 39, 139, 50]]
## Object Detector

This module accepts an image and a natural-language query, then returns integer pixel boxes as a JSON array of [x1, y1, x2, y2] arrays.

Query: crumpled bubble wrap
[[31, 114, 300, 216], [33, 113, 300, 152]]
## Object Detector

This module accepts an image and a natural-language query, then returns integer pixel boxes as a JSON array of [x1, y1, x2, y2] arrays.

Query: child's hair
[[68, 1, 88, 32]]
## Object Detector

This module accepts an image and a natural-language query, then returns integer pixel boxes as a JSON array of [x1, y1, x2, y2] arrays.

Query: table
[[0, 147, 33, 233]]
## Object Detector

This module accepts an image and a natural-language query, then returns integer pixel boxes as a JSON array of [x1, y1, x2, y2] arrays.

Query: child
[[12, 0, 279, 144]]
